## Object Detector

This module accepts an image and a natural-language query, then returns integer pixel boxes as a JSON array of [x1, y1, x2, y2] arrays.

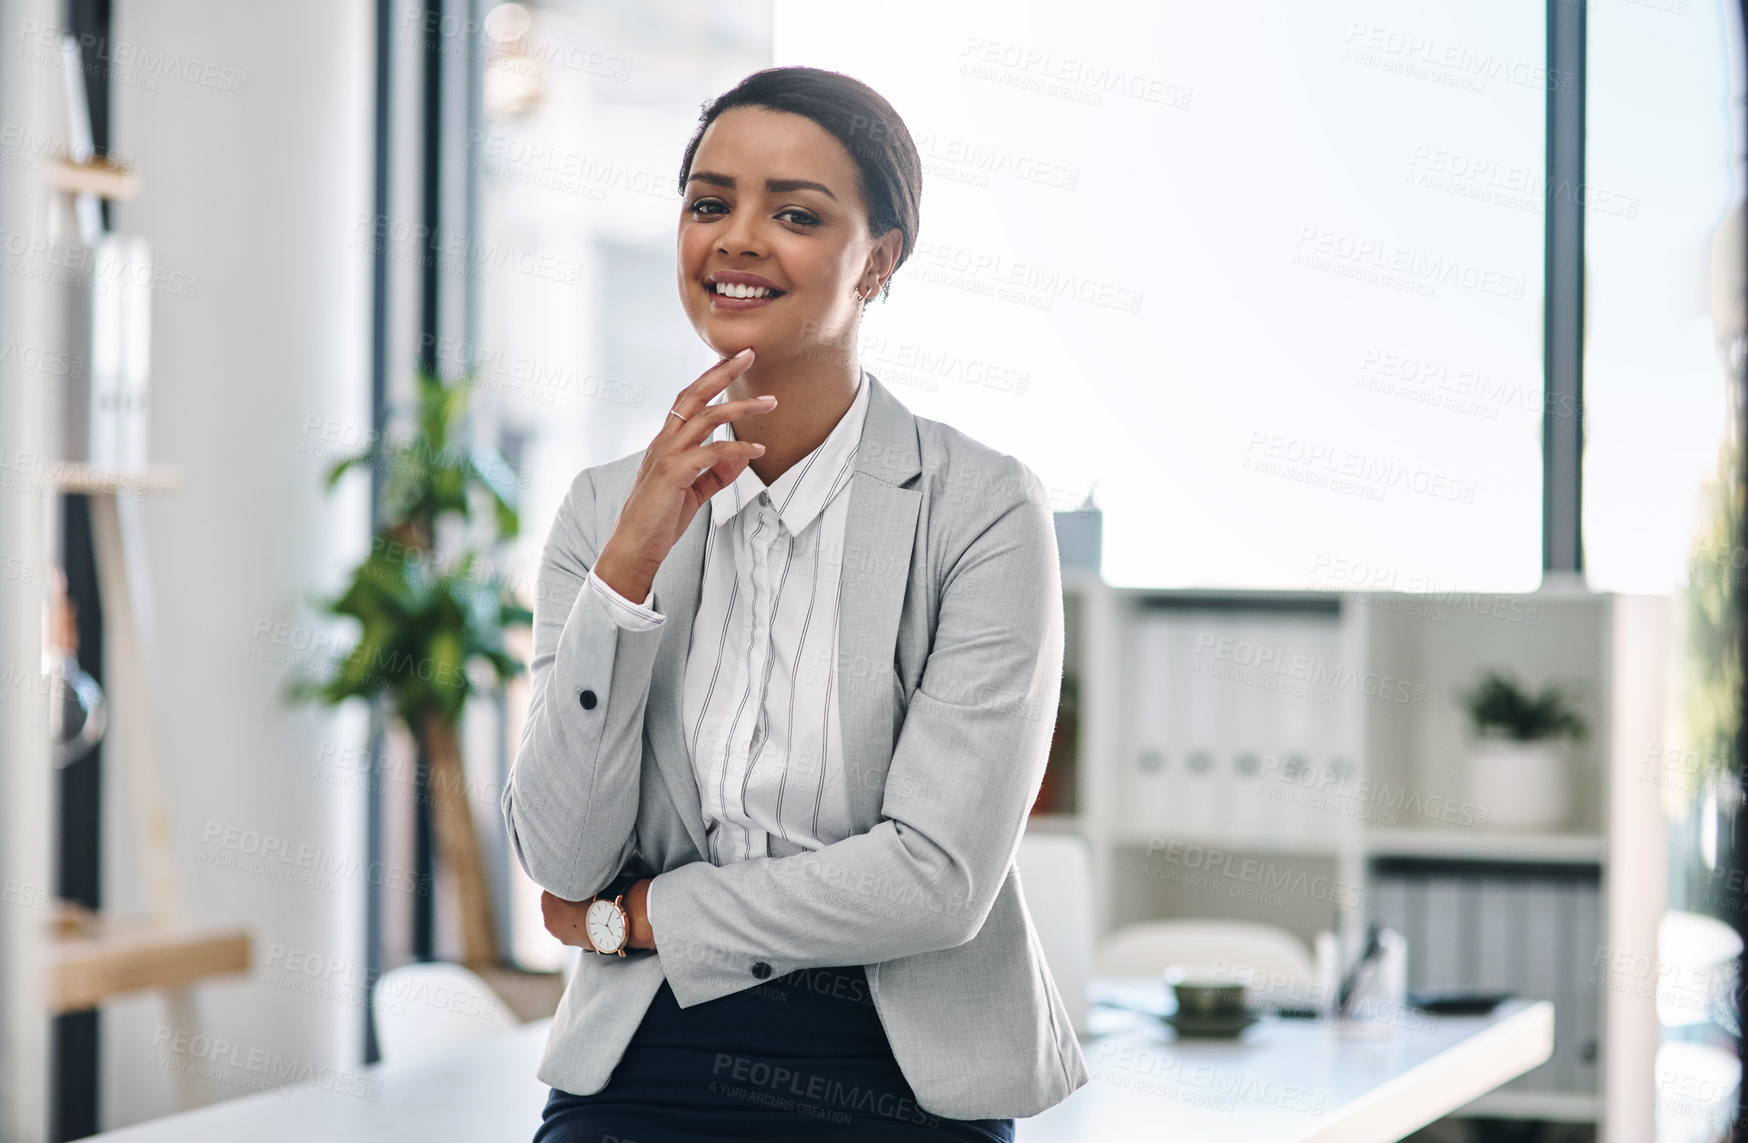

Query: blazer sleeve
[[500, 467, 664, 902], [646, 458, 1064, 1007]]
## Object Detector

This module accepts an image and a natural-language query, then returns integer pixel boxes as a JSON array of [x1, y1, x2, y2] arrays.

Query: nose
[[716, 207, 764, 259]]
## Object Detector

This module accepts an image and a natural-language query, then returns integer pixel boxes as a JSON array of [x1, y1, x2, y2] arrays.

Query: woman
[[502, 65, 1089, 1142]]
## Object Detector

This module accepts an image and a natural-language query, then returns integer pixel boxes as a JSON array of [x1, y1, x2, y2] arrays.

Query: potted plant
[[1457, 669, 1588, 831], [288, 369, 532, 971]]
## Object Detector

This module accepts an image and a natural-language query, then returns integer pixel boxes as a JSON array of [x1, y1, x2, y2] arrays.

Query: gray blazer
[[501, 370, 1091, 1121]]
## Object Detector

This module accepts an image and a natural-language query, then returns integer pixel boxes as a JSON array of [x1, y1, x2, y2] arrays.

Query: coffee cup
[[1162, 963, 1258, 1019]]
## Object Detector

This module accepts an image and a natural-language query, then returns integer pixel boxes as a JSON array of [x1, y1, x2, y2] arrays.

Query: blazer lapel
[[835, 373, 923, 831], [643, 371, 924, 858], [646, 508, 711, 858]]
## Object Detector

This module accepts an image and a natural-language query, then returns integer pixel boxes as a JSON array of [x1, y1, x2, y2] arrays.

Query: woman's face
[[678, 105, 899, 366]]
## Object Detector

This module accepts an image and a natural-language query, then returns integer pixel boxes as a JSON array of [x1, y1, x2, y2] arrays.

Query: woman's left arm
[[642, 457, 1064, 1008]]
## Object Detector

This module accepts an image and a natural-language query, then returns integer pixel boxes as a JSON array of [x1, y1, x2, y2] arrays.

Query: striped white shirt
[[584, 372, 870, 866]]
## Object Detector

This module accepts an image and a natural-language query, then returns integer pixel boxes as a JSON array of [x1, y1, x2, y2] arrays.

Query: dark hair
[[677, 66, 922, 305]]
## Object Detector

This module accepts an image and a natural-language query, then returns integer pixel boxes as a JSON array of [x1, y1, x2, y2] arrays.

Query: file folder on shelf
[[1126, 612, 1179, 838]]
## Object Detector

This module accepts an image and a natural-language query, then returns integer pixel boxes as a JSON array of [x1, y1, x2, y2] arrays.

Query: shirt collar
[[708, 370, 870, 534]]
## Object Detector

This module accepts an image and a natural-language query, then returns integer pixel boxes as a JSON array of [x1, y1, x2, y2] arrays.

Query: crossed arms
[[501, 459, 1063, 1007]]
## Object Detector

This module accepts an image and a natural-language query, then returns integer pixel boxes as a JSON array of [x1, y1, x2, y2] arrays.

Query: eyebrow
[[686, 171, 838, 202]]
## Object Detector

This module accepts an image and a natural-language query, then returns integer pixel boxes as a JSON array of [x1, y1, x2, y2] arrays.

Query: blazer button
[[751, 961, 772, 979], [579, 689, 597, 710]]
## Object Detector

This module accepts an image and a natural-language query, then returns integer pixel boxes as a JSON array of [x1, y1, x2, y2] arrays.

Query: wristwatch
[[584, 872, 639, 957]]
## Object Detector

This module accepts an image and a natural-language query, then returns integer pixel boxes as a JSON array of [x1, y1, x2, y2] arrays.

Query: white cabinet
[[1031, 572, 1660, 1131]]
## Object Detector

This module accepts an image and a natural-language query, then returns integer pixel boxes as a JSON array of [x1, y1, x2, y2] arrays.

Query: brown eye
[[777, 208, 819, 227]]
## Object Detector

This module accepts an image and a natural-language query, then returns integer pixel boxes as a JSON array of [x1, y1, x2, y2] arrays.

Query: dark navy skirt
[[532, 964, 1015, 1142]]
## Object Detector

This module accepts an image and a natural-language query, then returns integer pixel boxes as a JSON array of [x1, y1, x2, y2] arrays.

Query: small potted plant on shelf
[[1457, 669, 1588, 832]]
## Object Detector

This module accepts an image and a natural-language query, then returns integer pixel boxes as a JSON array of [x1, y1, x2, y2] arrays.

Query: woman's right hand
[[592, 348, 776, 602]]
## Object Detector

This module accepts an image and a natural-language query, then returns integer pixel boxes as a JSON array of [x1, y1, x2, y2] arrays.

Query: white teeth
[[713, 282, 773, 298]]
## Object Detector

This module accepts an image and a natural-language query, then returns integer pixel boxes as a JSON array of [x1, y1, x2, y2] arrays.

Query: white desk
[[1023, 981, 1554, 1142], [86, 983, 1552, 1142]]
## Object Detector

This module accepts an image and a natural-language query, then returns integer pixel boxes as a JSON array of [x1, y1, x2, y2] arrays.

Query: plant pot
[[1466, 736, 1570, 831]]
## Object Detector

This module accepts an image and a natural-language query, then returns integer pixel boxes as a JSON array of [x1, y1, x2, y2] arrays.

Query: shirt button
[[751, 961, 772, 979], [579, 690, 597, 710]]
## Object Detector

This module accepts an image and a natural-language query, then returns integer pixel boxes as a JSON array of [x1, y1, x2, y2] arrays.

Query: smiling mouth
[[708, 281, 785, 300]]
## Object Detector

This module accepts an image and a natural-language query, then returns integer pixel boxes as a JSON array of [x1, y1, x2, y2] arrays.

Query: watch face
[[585, 898, 627, 952]]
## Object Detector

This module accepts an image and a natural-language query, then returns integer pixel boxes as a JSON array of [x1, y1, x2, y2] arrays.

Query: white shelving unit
[[37, 147, 252, 1110], [1029, 569, 1656, 1136]]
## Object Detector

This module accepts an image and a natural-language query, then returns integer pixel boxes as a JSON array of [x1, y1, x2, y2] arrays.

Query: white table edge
[[1291, 999, 1555, 1143]]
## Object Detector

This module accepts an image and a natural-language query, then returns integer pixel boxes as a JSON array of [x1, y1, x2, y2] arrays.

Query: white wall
[[102, 0, 373, 1129]]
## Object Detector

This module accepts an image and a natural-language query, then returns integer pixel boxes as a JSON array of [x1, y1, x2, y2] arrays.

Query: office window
[[776, 0, 1546, 590], [1584, 0, 1738, 593]]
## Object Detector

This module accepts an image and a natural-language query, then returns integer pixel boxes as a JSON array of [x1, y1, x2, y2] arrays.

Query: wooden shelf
[[53, 464, 181, 494], [46, 156, 139, 201], [49, 913, 251, 1015], [1365, 828, 1607, 865]]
